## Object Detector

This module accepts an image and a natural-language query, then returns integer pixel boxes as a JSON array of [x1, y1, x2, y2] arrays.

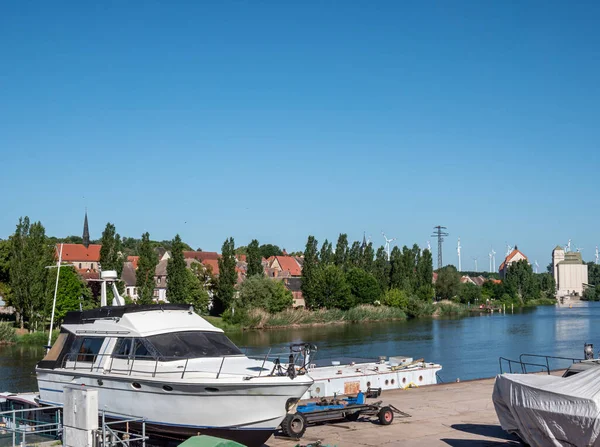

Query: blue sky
[[1, 1, 599, 270]]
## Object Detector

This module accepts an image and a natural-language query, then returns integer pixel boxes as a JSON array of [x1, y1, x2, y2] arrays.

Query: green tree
[[539, 272, 556, 298], [373, 246, 390, 291], [504, 260, 539, 303], [457, 282, 481, 304], [389, 246, 403, 289], [99, 223, 124, 300], [246, 239, 263, 277], [319, 240, 333, 265], [259, 244, 283, 259], [238, 276, 293, 313], [382, 288, 409, 309], [215, 237, 237, 314], [348, 241, 362, 268], [334, 234, 348, 267], [301, 236, 319, 309], [136, 232, 158, 305], [9, 217, 53, 330], [186, 268, 210, 314], [166, 234, 188, 304], [345, 267, 381, 305], [313, 264, 352, 309], [0, 239, 10, 283], [417, 248, 433, 289], [45, 266, 92, 324], [362, 242, 375, 273], [435, 265, 461, 301]]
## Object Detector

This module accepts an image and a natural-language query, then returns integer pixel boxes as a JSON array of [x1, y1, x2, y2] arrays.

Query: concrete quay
[[266, 377, 520, 447]]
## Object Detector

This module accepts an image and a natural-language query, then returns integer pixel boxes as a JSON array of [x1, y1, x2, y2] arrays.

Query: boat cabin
[[37, 304, 245, 376]]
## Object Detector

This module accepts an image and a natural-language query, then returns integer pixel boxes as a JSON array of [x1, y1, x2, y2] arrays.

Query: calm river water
[[2, 301, 599, 392]]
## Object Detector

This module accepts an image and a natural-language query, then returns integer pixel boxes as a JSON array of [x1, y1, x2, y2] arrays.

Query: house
[[127, 256, 139, 270], [552, 246, 588, 299], [499, 247, 528, 279], [121, 261, 138, 300], [155, 248, 171, 262], [154, 259, 168, 302], [57, 243, 102, 272], [183, 251, 220, 262], [460, 275, 488, 286], [460, 276, 477, 285], [266, 256, 302, 277], [282, 277, 305, 308]]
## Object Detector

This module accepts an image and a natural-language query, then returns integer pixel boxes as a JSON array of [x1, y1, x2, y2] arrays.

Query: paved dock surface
[[266, 377, 522, 447]]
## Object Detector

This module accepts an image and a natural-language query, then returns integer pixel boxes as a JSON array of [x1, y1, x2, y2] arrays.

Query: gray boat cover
[[493, 368, 600, 446]]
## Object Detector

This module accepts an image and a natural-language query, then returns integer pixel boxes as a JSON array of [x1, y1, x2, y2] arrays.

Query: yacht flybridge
[[36, 271, 313, 447]]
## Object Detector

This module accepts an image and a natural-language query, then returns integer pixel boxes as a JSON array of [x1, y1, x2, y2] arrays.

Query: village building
[[154, 259, 168, 302], [121, 261, 138, 300], [266, 256, 302, 277], [552, 246, 588, 299], [498, 247, 528, 279], [281, 277, 305, 308]]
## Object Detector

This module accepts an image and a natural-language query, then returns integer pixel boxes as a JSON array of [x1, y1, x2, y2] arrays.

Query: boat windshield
[[146, 331, 243, 360]]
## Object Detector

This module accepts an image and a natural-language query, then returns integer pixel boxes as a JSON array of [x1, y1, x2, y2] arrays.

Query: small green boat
[[178, 435, 247, 447]]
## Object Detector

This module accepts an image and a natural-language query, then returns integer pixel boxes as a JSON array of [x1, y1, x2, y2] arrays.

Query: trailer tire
[[345, 411, 360, 421], [281, 412, 307, 438], [378, 406, 394, 425]]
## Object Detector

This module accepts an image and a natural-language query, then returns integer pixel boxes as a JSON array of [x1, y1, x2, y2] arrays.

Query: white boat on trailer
[[35, 271, 312, 447]]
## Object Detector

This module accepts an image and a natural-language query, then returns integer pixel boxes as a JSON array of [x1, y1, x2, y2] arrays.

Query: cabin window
[[69, 337, 106, 363], [113, 337, 158, 360], [146, 331, 242, 360]]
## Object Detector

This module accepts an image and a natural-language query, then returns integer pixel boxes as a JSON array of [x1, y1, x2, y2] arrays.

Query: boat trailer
[[280, 388, 410, 438]]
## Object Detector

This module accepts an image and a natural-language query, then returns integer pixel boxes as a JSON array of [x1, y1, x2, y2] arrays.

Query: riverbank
[[0, 323, 59, 345], [208, 299, 558, 331]]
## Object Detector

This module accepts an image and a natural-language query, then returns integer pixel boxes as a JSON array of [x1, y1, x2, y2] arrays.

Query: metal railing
[[499, 354, 584, 375], [0, 405, 62, 446], [60, 347, 307, 381], [97, 409, 147, 446]]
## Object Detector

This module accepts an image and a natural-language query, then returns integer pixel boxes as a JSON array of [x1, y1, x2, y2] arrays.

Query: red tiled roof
[[127, 256, 139, 269], [271, 256, 302, 276], [57, 244, 101, 262], [236, 254, 247, 262], [202, 259, 219, 276], [499, 249, 528, 271], [491, 279, 502, 284], [184, 251, 220, 261], [79, 271, 100, 281]]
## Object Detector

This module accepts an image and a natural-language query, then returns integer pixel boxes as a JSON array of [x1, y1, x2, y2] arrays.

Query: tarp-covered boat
[[493, 368, 600, 446]]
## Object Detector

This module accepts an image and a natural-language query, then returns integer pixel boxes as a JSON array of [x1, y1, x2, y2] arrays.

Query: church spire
[[82, 210, 90, 248], [361, 232, 367, 250]]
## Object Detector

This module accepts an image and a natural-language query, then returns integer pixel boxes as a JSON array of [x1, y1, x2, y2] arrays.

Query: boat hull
[[37, 369, 311, 447]]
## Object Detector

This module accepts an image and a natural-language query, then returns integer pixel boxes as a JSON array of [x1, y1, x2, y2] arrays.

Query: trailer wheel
[[281, 412, 307, 438], [345, 411, 360, 421], [378, 406, 394, 425]]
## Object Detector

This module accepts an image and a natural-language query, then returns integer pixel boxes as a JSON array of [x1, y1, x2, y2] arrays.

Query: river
[[2, 301, 599, 392]]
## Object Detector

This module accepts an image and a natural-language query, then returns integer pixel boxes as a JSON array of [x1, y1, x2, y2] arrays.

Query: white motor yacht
[[36, 273, 312, 447]]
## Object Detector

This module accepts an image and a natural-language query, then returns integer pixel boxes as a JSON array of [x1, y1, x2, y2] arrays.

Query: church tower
[[82, 210, 90, 248]]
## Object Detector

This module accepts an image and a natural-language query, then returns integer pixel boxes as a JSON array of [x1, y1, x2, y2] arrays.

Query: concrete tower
[[552, 245, 565, 291]]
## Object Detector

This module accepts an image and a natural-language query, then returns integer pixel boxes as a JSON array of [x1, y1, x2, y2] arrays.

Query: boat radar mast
[[99, 270, 126, 307]]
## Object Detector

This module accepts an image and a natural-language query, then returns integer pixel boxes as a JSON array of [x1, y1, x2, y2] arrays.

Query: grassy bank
[[215, 305, 407, 331], [0, 322, 60, 346]]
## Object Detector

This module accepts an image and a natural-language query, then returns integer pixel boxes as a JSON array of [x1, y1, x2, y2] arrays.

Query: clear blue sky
[[1, 1, 599, 270]]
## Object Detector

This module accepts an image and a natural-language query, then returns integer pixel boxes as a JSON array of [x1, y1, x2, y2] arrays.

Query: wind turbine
[[489, 250, 493, 273], [565, 239, 572, 252], [596, 246, 599, 265], [382, 232, 396, 261], [534, 260, 539, 274], [457, 237, 462, 272], [506, 244, 513, 257], [492, 249, 496, 272], [427, 241, 432, 252], [576, 245, 584, 253], [472, 257, 478, 272]]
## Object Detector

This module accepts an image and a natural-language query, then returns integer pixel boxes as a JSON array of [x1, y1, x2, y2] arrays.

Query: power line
[[431, 226, 449, 269]]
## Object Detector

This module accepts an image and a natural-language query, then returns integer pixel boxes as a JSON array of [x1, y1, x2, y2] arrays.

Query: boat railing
[[499, 354, 583, 375], [61, 348, 306, 380], [518, 354, 583, 373]]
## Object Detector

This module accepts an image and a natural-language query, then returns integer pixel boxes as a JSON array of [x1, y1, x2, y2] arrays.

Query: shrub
[[382, 288, 409, 309], [405, 297, 435, 319], [0, 322, 16, 343]]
